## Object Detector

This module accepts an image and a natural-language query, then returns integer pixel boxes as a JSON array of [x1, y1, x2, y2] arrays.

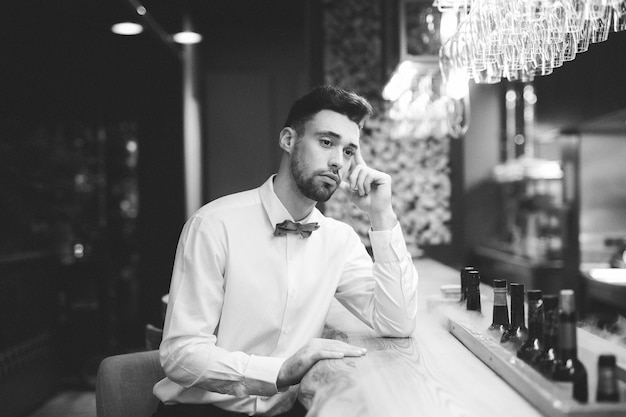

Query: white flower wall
[[321, 0, 452, 257]]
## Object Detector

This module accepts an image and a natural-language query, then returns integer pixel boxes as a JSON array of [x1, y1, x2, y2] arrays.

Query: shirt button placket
[[283, 236, 297, 339]]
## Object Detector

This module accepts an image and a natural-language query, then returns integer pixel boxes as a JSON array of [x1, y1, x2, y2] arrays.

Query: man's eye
[[344, 149, 354, 158], [320, 139, 332, 147]]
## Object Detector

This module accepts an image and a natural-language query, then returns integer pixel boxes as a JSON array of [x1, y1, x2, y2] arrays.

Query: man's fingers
[[354, 147, 366, 166], [309, 347, 365, 364], [363, 173, 372, 195], [349, 168, 375, 197], [309, 339, 367, 358], [314, 350, 345, 360], [317, 347, 366, 359], [346, 148, 366, 185], [347, 164, 363, 190], [355, 172, 368, 197], [348, 166, 376, 196]]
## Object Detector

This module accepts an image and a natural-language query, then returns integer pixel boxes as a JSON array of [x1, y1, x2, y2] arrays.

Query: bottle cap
[[598, 354, 616, 367], [493, 279, 507, 288], [461, 266, 475, 280], [527, 289, 542, 300], [510, 283, 525, 294], [461, 266, 475, 282], [559, 289, 576, 314], [543, 294, 559, 309], [467, 270, 480, 285]]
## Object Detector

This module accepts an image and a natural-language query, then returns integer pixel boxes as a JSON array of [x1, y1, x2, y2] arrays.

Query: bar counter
[[298, 258, 558, 417]]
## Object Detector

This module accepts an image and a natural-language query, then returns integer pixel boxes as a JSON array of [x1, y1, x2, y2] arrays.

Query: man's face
[[290, 110, 361, 202]]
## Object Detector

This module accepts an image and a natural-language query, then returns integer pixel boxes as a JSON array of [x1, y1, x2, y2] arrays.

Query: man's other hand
[[276, 338, 366, 389]]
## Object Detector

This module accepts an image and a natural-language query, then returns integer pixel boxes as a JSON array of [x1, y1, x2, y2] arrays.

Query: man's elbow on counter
[[374, 317, 416, 338]]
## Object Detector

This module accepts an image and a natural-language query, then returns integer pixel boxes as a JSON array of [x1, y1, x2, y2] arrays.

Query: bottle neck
[[543, 307, 559, 349], [491, 288, 509, 325], [467, 284, 481, 312], [493, 288, 507, 306], [597, 366, 619, 399], [460, 274, 468, 302], [467, 283, 479, 295], [510, 293, 526, 329], [527, 300, 544, 340], [558, 312, 578, 358]]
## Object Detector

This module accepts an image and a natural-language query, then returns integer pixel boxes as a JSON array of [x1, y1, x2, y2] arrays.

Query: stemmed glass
[[439, 0, 626, 85]]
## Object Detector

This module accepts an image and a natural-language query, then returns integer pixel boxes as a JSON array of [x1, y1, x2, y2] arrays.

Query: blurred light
[[439, 10, 458, 43], [506, 89, 517, 103], [73, 243, 85, 259], [445, 68, 469, 99], [173, 31, 203, 44], [111, 22, 144, 36], [382, 60, 418, 101], [136, 6, 147, 16], [589, 268, 626, 284], [523, 85, 537, 105], [126, 139, 138, 153]]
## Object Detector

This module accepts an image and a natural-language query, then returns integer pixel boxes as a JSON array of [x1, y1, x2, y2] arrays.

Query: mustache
[[318, 171, 340, 184]]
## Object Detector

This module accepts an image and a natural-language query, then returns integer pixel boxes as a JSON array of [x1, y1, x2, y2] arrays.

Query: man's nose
[[328, 149, 344, 171]]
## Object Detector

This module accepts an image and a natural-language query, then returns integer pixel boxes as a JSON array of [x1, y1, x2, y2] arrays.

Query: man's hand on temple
[[343, 150, 397, 231]]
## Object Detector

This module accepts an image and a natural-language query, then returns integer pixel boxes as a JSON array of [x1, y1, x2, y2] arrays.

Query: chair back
[[96, 350, 164, 417]]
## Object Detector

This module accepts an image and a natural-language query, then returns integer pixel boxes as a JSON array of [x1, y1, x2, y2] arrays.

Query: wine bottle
[[538, 294, 559, 377], [596, 354, 620, 402], [517, 290, 548, 366], [500, 283, 527, 349], [466, 270, 481, 313], [552, 289, 588, 403], [459, 266, 475, 304], [488, 279, 509, 338]]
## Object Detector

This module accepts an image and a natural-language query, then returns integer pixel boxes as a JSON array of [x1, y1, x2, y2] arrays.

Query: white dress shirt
[[154, 175, 419, 416]]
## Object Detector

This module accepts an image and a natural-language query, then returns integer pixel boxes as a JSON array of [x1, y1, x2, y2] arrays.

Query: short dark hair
[[284, 85, 373, 135]]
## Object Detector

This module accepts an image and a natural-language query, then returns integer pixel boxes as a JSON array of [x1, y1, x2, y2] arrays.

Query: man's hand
[[276, 338, 366, 389], [343, 149, 397, 231]]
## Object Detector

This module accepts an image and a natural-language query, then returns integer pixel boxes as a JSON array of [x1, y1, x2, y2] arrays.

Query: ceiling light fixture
[[111, 22, 144, 36], [113, 0, 203, 58], [172, 31, 203, 45]]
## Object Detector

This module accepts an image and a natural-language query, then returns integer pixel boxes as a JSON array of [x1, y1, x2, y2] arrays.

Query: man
[[153, 86, 419, 417]]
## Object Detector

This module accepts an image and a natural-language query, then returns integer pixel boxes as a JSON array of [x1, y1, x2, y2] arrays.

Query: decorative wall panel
[[321, 0, 452, 256]]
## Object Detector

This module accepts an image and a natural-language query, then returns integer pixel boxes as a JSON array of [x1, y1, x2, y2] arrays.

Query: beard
[[290, 143, 339, 203]]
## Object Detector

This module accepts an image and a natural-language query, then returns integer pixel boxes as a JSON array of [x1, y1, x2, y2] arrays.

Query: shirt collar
[[259, 175, 322, 229]]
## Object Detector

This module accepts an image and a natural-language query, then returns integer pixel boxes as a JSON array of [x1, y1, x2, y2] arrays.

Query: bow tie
[[274, 220, 320, 238]]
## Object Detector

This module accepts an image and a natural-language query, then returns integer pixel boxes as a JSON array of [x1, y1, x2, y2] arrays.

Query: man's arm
[[160, 215, 285, 397], [336, 149, 419, 337]]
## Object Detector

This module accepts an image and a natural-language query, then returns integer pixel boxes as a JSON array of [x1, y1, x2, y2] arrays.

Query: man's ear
[[279, 127, 296, 153]]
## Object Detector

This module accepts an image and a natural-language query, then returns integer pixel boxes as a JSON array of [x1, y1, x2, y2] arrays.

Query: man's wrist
[[369, 208, 397, 231]]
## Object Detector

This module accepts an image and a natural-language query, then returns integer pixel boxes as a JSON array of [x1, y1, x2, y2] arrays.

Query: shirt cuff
[[368, 222, 409, 263], [244, 355, 286, 396]]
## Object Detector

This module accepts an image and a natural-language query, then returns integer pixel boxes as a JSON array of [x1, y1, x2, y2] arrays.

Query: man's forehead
[[306, 110, 361, 136]]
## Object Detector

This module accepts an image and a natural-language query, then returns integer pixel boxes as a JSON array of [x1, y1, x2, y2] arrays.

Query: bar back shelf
[[439, 304, 626, 417]]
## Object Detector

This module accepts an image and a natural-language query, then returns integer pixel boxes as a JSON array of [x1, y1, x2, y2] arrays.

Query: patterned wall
[[321, 0, 452, 257]]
